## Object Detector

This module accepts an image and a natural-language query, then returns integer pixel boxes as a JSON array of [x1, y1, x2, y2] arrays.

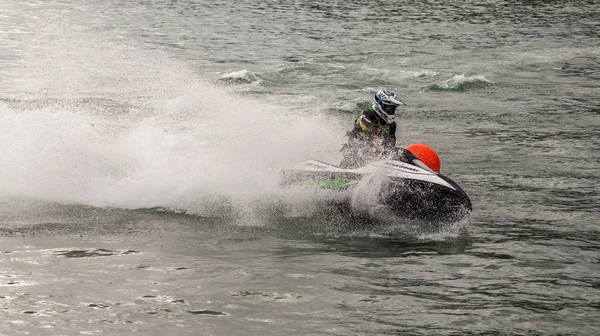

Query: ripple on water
[[232, 290, 306, 303], [53, 249, 140, 258]]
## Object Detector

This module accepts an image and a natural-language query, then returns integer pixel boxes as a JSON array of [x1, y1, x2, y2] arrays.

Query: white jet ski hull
[[280, 159, 471, 221]]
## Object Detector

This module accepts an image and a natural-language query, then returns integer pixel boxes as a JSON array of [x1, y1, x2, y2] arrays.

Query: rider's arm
[[383, 122, 397, 148], [356, 113, 376, 132]]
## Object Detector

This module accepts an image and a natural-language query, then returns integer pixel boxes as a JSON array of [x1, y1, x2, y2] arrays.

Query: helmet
[[372, 88, 404, 124]]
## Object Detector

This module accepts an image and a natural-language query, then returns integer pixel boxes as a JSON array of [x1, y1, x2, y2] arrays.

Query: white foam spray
[[0, 29, 344, 217], [434, 74, 491, 90]]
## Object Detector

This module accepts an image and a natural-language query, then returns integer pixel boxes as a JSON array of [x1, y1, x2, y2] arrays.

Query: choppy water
[[1, 0, 599, 335]]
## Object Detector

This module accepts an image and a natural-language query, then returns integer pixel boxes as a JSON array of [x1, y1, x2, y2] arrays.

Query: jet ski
[[279, 155, 472, 222]]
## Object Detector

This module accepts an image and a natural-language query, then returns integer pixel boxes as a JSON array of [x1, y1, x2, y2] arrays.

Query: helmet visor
[[381, 104, 397, 115]]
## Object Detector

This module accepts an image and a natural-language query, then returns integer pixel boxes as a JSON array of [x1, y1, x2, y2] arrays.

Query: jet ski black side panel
[[381, 176, 472, 221]]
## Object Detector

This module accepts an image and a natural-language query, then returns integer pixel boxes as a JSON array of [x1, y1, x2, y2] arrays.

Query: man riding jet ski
[[339, 89, 435, 173], [279, 89, 471, 221]]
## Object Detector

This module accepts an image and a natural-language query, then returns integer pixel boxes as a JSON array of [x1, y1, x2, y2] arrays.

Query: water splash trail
[[0, 29, 343, 215]]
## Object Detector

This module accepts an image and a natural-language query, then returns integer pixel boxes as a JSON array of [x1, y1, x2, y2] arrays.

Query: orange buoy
[[405, 143, 441, 173]]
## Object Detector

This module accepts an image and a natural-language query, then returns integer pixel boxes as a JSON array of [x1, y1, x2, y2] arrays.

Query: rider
[[339, 88, 434, 172]]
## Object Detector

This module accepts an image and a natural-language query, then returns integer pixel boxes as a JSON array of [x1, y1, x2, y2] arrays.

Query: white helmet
[[373, 88, 404, 124]]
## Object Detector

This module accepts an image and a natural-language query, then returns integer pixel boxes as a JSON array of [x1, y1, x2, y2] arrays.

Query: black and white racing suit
[[339, 108, 417, 169]]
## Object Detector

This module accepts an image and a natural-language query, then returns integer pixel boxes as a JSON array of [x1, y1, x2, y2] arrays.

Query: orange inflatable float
[[405, 143, 441, 173]]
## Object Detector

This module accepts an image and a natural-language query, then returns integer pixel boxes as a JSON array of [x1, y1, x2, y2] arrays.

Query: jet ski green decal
[[311, 179, 351, 189]]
